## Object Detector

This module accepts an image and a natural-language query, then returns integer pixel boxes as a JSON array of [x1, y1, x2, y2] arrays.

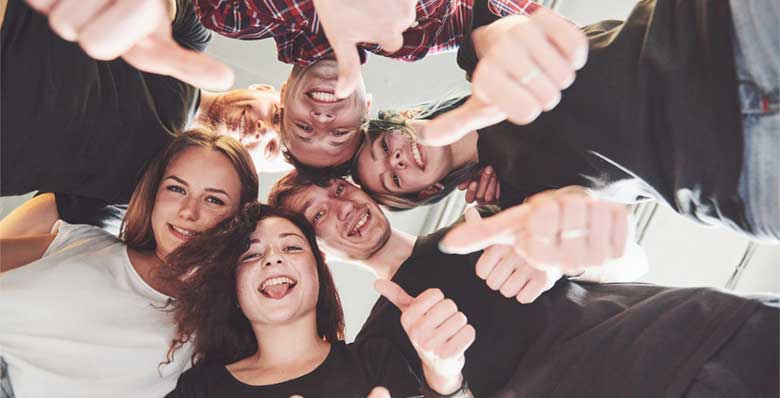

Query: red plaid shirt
[[193, 0, 543, 65]]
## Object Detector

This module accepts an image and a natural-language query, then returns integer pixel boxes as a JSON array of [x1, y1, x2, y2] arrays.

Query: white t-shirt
[[0, 221, 192, 397]]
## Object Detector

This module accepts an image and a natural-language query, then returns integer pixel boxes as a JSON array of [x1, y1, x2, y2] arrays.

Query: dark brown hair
[[162, 202, 345, 366], [120, 128, 259, 250], [267, 169, 332, 209]]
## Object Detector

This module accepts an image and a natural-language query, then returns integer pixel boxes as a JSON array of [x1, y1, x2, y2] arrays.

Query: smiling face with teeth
[[150, 146, 243, 259], [355, 129, 453, 198], [279, 60, 372, 168], [235, 217, 320, 326], [280, 178, 391, 261]]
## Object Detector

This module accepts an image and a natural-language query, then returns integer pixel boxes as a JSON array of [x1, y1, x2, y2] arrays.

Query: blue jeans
[[731, 0, 780, 242]]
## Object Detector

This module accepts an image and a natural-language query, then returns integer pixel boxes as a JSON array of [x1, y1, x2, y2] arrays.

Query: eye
[[283, 246, 303, 253], [381, 137, 390, 153], [296, 122, 313, 133], [335, 184, 344, 196], [166, 185, 186, 195], [312, 209, 326, 223], [240, 252, 262, 262], [392, 175, 401, 188], [332, 129, 351, 137], [206, 196, 226, 206]]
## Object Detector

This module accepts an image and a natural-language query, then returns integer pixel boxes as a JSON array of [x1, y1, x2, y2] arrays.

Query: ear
[[418, 182, 445, 200], [249, 83, 275, 92]]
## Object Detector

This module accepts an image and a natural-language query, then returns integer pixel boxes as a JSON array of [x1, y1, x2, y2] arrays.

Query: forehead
[[284, 183, 331, 212], [251, 217, 304, 240]]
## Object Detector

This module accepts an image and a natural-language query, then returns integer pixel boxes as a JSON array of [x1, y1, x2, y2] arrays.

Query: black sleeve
[[456, 0, 501, 79], [352, 339, 422, 398], [165, 365, 209, 398], [52, 193, 126, 234], [172, 0, 212, 52]]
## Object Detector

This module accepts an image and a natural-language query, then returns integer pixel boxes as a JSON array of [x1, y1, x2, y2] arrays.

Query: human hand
[[367, 386, 391, 398], [441, 187, 629, 275], [375, 279, 474, 395], [458, 165, 500, 205], [26, 0, 234, 90], [312, 0, 417, 98], [421, 9, 587, 146], [467, 209, 561, 303]]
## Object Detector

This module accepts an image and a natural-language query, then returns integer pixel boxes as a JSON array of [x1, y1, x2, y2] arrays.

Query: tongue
[[264, 284, 290, 299]]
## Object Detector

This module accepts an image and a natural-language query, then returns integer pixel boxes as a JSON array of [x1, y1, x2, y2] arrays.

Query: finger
[[400, 288, 445, 331], [485, 254, 516, 291], [584, 201, 610, 266], [483, 170, 498, 204], [498, 261, 533, 298], [330, 40, 363, 99], [516, 198, 560, 265], [475, 166, 492, 204], [375, 279, 414, 311], [377, 33, 405, 54], [458, 181, 469, 190], [437, 324, 476, 359], [465, 181, 478, 204], [77, 0, 159, 60], [493, 35, 562, 110], [26, 0, 58, 13], [367, 386, 391, 398], [48, 0, 111, 42], [496, 180, 501, 200], [122, 38, 235, 91], [557, 196, 587, 272], [408, 299, 459, 347], [463, 206, 483, 224], [419, 312, 468, 352], [421, 97, 506, 147], [474, 245, 505, 280], [514, 17, 576, 90], [610, 205, 629, 258], [516, 270, 550, 304], [533, 9, 589, 69], [472, 60, 542, 126], [440, 205, 528, 254]]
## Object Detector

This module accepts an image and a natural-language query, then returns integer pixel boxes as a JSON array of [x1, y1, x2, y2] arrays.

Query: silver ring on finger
[[559, 229, 588, 240]]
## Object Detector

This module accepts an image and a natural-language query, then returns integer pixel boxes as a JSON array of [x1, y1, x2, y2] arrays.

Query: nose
[[336, 199, 355, 221], [177, 196, 200, 221], [263, 247, 285, 267], [389, 149, 406, 170], [310, 109, 335, 123]]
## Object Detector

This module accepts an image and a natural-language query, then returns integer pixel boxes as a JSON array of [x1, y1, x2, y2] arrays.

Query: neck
[[362, 229, 416, 279], [250, 316, 330, 369], [127, 249, 174, 297], [194, 90, 218, 125], [448, 130, 480, 169]]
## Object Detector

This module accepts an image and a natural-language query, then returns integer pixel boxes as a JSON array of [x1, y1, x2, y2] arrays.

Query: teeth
[[260, 276, 296, 291], [309, 91, 338, 102], [411, 142, 424, 169], [350, 212, 369, 236], [171, 225, 196, 237]]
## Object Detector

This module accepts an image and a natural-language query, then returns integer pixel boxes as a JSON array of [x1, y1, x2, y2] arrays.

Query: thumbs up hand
[[375, 279, 475, 395]]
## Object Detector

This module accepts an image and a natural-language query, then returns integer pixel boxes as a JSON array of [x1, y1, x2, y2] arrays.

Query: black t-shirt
[[1, 0, 210, 204], [165, 340, 423, 398], [356, 227, 762, 397], [458, 0, 749, 233]]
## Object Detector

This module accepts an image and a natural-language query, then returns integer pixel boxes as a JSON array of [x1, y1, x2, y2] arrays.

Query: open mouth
[[306, 90, 341, 103], [168, 224, 198, 240], [347, 209, 371, 238], [410, 141, 425, 170], [258, 276, 298, 300]]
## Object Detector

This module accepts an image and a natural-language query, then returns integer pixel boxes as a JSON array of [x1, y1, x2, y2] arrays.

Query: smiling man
[[267, 171, 779, 398]]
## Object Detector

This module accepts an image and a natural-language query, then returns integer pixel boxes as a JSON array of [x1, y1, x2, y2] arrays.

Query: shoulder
[[166, 362, 217, 398], [44, 220, 120, 258]]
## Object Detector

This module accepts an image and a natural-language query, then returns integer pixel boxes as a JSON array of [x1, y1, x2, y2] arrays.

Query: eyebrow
[[165, 175, 231, 198], [279, 232, 305, 239], [369, 137, 377, 161]]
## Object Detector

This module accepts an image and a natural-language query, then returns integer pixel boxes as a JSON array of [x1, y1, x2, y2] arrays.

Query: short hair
[[267, 169, 332, 209], [120, 128, 259, 251], [162, 202, 345, 366], [351, 119, 478, 211], [282, 148, 355, 180]]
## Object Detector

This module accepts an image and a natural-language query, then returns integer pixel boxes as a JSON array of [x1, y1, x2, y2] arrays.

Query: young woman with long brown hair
[[0, 129, 258, 397], [163, 203, 475, 398]]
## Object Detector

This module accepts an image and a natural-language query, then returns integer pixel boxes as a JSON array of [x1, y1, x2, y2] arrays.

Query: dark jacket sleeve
[[172, 0, 213, 52], [165, 365, 209, 398], [456, 0, 503, 79]]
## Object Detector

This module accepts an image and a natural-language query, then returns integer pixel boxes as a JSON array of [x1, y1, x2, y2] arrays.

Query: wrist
[[422, 364, 463, 395], [421, 375, 472, 398]]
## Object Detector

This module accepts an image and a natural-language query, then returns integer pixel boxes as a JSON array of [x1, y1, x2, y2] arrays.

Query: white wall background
[[1, 0, 777, 341]]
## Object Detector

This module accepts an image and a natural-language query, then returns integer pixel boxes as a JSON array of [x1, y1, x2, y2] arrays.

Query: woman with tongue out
[[0, 129, 259, 397], [162, 203, 476, 398]]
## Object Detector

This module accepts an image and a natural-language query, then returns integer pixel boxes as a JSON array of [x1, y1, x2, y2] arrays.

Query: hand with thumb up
[[375, 279, 475, 396]]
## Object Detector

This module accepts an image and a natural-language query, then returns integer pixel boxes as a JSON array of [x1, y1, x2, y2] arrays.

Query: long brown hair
[[120, 128, 259, 250], [162, 202, 345, 366]]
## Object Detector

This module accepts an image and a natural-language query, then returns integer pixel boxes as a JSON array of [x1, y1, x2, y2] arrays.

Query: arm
[[1, 0, 8, 30], [0, 193, 60, 239], [0, 234, 56, 273]]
